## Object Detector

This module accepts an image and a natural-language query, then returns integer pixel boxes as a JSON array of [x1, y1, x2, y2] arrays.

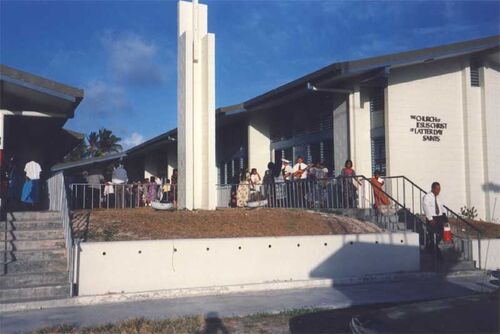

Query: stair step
[[1, 229, 64, 241], [0, 220, 63, 231], [0, 249, 66, 262], [0, 239, 65, 251], [0, 284, 70, 303], [6, 211, 61, 221], [0, 272, 68, 289], [6, 260, 67, 274]]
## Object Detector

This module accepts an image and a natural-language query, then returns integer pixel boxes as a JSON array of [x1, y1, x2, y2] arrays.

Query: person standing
[[422, 182, 447, 257], [170, 169, 178, 208], [21, 160, 42, 208], [236, 169, 250, 208], [339, 159, 359, 208], [281, 159, 292, 181], [85, 169, 105, 209], [292, 156, 309, 180], [262, 162, 275, 205], [112, 161, 128, 208], [6, 156, 21, 209], [146, 176, 157, 206], [371, 170, 390, 210]]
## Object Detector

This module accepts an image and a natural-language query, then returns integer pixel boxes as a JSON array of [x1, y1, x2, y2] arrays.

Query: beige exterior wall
[[248, 112, 271, 175], [349, 87, 372, 177], [77, 232, 420, 296], [387, 59, 467, 214], [380, 57, 499, 220], [177, 1, 216, 210], [482, 58, 500, 222]]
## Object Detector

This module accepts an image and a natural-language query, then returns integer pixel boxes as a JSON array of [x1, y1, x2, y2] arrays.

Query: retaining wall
[[76, 232, 420, 296], [473, 238, 500, 271]]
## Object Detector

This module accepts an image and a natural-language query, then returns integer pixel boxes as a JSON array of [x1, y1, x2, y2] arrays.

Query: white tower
[[177, 0, 216, 210]]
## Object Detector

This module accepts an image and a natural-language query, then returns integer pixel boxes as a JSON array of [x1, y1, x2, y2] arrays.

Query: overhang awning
[[236, 35, 499, 112], [0, 64, 84, 118], [51, 152, 126, 172]]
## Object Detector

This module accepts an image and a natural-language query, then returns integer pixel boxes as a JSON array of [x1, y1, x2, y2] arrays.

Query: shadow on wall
[[483, 182, 500, 193], [309, 235, 417, 281]]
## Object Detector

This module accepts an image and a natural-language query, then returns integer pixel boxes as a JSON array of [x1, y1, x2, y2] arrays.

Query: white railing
[[47, 171, 75, 296]]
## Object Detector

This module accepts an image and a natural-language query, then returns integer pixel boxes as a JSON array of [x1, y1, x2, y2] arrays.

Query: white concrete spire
[[177, 0, 216, 210]]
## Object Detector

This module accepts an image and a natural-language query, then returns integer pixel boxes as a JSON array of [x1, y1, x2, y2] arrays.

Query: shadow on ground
[[290, 291, 499, 334]]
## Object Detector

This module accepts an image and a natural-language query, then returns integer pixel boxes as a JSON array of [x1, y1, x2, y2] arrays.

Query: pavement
[[0, 272, 497, 334]]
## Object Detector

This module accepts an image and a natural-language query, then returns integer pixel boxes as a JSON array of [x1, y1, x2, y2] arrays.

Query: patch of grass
[[34, 316, 204, 334], [34, 308, 327, 334], [102, 224, 119, 241]]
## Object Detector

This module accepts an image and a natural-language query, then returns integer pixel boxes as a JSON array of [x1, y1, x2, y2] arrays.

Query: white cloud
[[122, 132, 145, 149], [82, 80, 131, 115], [101, 31, 170, 86]]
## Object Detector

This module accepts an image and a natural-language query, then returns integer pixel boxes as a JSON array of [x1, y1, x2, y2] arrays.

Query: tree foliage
[[64, 128, 122, 162]]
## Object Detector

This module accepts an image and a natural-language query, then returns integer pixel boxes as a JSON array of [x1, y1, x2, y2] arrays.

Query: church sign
[[410, 115, 448, 142]]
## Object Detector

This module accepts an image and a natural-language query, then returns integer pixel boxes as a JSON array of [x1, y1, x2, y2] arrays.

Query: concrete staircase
[[0, 211, 70, 304]]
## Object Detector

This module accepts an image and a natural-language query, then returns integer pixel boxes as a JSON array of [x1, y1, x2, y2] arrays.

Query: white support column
[[248, 113, 271, 176], [349, 87, 372, 177], [177, 0, 216, 210], [333, 99, 349, 175]]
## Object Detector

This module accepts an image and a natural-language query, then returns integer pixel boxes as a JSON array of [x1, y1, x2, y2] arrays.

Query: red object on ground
[[443, 223, 453, 243]]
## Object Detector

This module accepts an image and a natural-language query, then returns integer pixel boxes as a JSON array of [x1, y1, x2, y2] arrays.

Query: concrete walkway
[[1, 273, 496, 334]]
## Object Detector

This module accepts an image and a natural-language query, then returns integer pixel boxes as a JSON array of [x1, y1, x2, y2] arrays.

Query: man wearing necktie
[[423, 182, 448, 258]]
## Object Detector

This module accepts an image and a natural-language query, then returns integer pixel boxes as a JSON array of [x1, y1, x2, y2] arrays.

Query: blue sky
[[1, 0, 498, 148]]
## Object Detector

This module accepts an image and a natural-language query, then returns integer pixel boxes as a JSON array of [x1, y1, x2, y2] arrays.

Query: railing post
[[477, 232, 481, 269]]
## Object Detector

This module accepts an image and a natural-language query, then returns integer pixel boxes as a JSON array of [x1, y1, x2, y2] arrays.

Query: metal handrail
[[384, 175, 481, 267], [356, 175, 428, 233], [392, 175, 482, 236]]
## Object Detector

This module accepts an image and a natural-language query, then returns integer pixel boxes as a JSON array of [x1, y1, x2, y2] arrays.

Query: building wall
[[77, 232, 420, 296], [349, 87, 372, 177], [482, 58, 500, 222], [386, 58, 469, 215], [333, 98, 349, 174], [461, 64, 486, 218], [248, 112, 271, 175], [472, 238, 500, 270]]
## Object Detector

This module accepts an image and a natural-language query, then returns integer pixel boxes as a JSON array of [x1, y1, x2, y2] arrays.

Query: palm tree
[[86, 131, 100, 158], [63, 128, 123, 162], [97, 128, 122, 155]]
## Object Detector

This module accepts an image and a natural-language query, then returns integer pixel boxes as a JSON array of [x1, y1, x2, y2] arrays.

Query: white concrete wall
[[382, 57, 500, 220], [462, 64, 486, 217], [472, 238, 500, 271], [177, 1, 216, 210], [76, 232, 420, 296], [144, 155, 159, 180], [248, 112, 271, 175], [386, 59, 468, 215], [349, 87, 372, 177], [333, 99, 349, 174], [482, 58, 500, 222]]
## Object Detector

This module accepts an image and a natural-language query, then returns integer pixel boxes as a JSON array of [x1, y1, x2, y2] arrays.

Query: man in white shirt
[[281, 159, 292, 181], [422, 182, 448, 256], [21, 160, 42, 206], [24, 160, 42, 180], [292, 156, 308, 180], [112, 162, 128, 208]]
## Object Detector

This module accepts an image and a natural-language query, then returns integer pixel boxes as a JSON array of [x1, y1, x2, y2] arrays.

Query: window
[[470, 62, 480, 87], [370, 90, 385, 112], [371, 137, 386, 176]]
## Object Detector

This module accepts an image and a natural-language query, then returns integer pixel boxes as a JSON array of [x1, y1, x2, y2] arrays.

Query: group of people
[[1, 156, 43, 210], [78, 163, 178, 209], [230, 156, 375, 209]]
